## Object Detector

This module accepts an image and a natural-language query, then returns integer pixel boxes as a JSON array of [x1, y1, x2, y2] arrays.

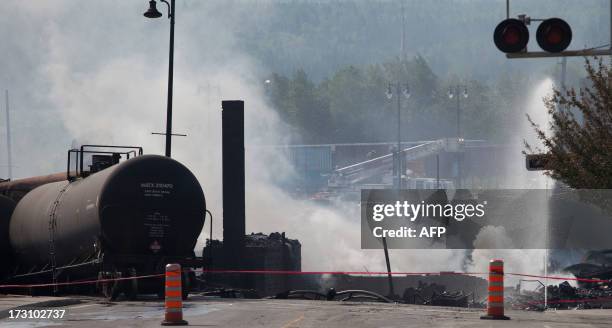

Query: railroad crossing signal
[[494, 17, 572, 54], [525, 154, 550, 171], [494, 0, 612, 58]]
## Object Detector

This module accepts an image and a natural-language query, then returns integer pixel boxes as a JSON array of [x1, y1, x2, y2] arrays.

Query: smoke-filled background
[[0, 1, 609, 281]]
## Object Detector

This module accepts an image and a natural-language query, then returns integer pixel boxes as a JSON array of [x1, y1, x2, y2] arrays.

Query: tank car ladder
[[48, 183, 71, 294]]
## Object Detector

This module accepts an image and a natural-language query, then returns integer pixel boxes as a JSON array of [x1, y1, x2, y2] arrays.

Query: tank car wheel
[[99, 271, 121, 301], [126, 268, 138, 301], [102, 280, 120, 301]]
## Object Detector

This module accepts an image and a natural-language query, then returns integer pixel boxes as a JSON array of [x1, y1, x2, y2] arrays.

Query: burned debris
[[203, 232, 302, 296], [510, 281, 612, 310], [402, 281, 474, 307], [510, 251, 612, 311]]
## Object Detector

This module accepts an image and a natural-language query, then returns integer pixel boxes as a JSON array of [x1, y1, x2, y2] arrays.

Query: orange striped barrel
[[161, 263, 188, 326], [480, 259, 510, 320]]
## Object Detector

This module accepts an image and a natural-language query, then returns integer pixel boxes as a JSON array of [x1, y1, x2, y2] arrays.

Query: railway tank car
[[0, 195, 16, 279], [6, 146, 206, 299], [0, 172, 66, 203]]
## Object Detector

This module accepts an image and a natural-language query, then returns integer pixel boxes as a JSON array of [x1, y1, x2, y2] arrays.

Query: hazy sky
[[1, 0, 608, 177]]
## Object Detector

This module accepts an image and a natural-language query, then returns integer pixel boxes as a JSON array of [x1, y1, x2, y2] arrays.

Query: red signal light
[[493, 19, 529, 53], [536, 18, 572, 53]]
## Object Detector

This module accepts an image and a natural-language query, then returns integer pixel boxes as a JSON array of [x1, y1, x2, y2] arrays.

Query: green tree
[[526, 58, 612, 188], [266, 56, 527, 144]]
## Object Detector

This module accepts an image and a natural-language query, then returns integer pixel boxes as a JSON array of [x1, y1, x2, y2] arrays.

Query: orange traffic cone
[[161, 263, 188, 326], [480, 259, 510, 320]]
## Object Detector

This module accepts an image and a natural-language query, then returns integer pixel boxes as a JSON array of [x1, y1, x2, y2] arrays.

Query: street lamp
[[381, 82, 409, 300], [447, 85, 468, 187], [144, 0, 176, 157], [385, 82, 411, 189], [264, 79, 272, 95], [447, 85, 468, 140]]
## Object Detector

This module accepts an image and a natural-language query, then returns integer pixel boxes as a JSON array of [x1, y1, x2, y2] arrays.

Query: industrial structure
[[281, 139, 517, 195], [201, 101, 303, 297]]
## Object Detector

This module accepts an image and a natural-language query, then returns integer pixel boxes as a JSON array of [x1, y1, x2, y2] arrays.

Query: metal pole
[[383, 81, 400, 301], [5, 90, 12, 179], [397, 83, 402, 189], [436, 154, 440, 189], [207, 209, 213, 269], [506, 0, 510, 19], [401, 2, 406, 57], [456, 87, 460, 139], [456, 87, 462, 188], [561, 57, 567, 92], [165, 0, 175, 157], [381, 237, 395, 297], [610, 0, 611, 50], [544, 250, 548, 309]]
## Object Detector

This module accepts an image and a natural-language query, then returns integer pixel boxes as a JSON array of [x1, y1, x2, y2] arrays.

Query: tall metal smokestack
[[222, 100, 245, 269], [5, 90, 12, 180]]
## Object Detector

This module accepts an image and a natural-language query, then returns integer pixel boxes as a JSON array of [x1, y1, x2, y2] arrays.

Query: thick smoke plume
[[1, 2, 568, 278], [1, 1, 467, 273]]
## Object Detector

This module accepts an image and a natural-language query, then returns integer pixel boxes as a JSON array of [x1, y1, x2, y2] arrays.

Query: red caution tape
[[507, 272, 611, 284], [0, 273, 164, 289], [522, 296, 612, 306], [1, 269, 609, 290], [194, 269, 489, 276]]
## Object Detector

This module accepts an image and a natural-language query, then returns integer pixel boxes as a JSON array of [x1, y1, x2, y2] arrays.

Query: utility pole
[[165, 0, 175, 158], [560, 57, 567, 92], [401, 2, 406, 58], [144, 0, 186, 157]]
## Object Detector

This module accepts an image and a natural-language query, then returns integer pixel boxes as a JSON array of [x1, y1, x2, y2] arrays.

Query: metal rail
[[67, 145, 143, 181], [330, 139, 454, 187]]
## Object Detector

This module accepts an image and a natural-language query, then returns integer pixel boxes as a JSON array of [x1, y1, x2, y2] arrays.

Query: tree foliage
[[267, 56, 525, 144], [526, 58, 612, 189]]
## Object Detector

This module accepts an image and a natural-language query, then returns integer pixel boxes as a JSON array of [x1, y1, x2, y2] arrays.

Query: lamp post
[[144, 0, 176, 157], [385, 82, 411, 189], [447, 85, 468, 187], [381, 82, 410, 300]]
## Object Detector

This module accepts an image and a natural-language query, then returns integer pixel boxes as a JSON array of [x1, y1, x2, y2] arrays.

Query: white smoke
[[466, 226, 545, 285], [5, 1, 471, 274], [5, 2, 564, 279], [466, 78, 557, 284], [472, 226, 515, 249]]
